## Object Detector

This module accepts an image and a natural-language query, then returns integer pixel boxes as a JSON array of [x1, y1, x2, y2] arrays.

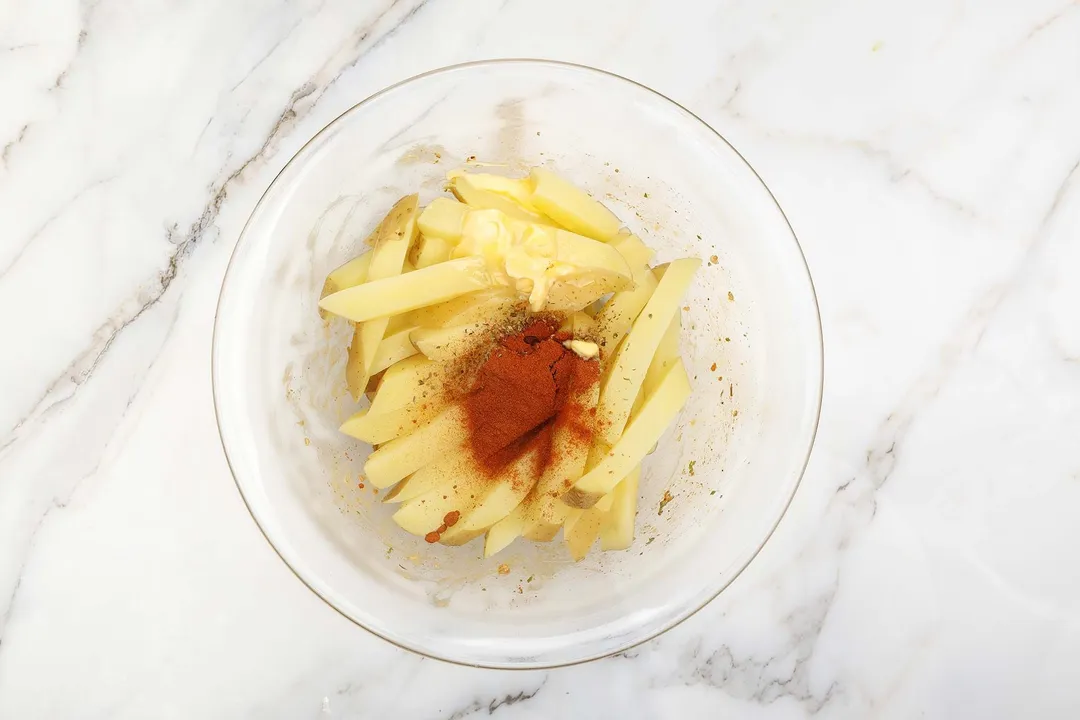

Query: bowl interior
[[213, 61, 822, 668]]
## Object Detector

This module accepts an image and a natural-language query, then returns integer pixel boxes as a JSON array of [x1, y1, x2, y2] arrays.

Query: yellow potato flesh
[[594, 234, 658, 354], [543, 275, 624, 314], [439, 453, 539, 545], [363, 404, 469, 488], [599, 465, 640, 551], [522, 523, 560, 542], [320, 252, 371, 304], [392, 448, 535, 540], [610, 232, 655, 268], [562, 507, 584, 532], [520, 379, 599, 528], [484, 505, 529, 557], [528, 167, 622, 242], [382, 452, 468, 504], [598, 258, 700, 446], [385, 313, 412, 335], [412, 235, 451, 269], [369, 325, 418, 376], [405, 288, 520, 329], [319, 257, 492, 322], [449, 171, 536, 208], [411, 323, 486, 363], [559, 310, 596, 334], [568, 360, 691, 501], [450, 175, 550, 224], [416, 197, 468, 241], [345, 323, 367, 401], [565, 507, 605, 561], [355, 195, 420, 380], [643, 313, 681, 398], [339, 397, 445, 446], [368, 355, 444, 415], [552, 229, 633, 288]]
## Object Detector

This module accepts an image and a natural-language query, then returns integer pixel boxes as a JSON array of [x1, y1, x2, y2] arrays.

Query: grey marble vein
[[440, 677, 549, 720], [0, 122, 28, 167], [0, 0, 434, 450], [0, 173, 114, 284]]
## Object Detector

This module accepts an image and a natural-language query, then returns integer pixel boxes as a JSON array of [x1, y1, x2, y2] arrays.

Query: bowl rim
[[212, 57, 824, 670]]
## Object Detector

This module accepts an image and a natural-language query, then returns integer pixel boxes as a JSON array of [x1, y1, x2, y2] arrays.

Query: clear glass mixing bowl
[[212, 60, 822, 668]]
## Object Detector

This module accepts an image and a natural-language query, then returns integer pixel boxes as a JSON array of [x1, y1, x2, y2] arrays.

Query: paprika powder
[[461, 316, 600, 484]]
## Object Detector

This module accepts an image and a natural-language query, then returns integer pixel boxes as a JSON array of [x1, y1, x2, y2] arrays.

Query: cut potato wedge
[[355, 195, 420, 383], [599, 466, 640, 551], [411, 323, 486, 363], [370, 325, 418, 376], [565, 507, 605, 561], [520, 377, 599, 528], [319, 257, 492, 322], [417, 197, 469, 241], [382, 452, 468, 504], [368, 355, 446, 415], [345, 323, 367, 401], [594, 235, 659, 354], [484, 505, 529, 557], [385, 313, 412, 335], [393, 448, 537, 541], [523, 522, 560, 542], [565, 360, 691, 505], [643, 313, 681, 398], [562, 507, 584, 533], [528, 168, 622, 242], [552, 229, 633, 287], [411, 235, 451, 269], [559, 310, 596, 334], [598, 258, 700, 445], [544, 275, 625, 314], [364, 405, 469, 488], [320, 252, 372, 315], [610, 232, 655, 268], [440, 454, 539, 545], [339, 396, 445, 446], [405, 288, 521, 329], [449, 172, 537, 207], [450, 175, 550, 224]]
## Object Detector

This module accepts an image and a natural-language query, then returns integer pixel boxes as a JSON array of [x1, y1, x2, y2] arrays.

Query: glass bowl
[[212, 60, 822, 669]]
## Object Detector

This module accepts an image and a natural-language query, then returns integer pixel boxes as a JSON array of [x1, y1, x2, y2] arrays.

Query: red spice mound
[[462, 317, 599, 483]]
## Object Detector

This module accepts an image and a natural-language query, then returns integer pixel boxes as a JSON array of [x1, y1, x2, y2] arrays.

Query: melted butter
[[453, 209, 568, 311]]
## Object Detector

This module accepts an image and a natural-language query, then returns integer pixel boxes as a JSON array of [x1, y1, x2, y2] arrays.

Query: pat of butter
[[453, 209, 561, 311], [563, 339, 600, 360]]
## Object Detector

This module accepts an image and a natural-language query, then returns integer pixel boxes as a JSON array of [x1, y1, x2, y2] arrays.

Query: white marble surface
[[2, 0, 1080, 717]]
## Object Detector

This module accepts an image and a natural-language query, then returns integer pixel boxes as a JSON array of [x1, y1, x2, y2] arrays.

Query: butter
[[563, 339, 600, 360], [452, 209, 563, 311], [436, 201, 632, 312]]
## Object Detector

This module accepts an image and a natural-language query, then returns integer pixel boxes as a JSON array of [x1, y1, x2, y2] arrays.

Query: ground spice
[[462, 317, 600, 483]]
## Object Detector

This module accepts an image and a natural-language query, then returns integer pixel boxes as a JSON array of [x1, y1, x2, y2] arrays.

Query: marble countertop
[[3, 0, 1079, 717]]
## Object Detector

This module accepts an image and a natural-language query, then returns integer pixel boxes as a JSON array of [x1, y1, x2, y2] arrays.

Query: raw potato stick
[[598, 258, 700, 446], [566, 359, 691, 504], [319, 257, 492, 322]]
